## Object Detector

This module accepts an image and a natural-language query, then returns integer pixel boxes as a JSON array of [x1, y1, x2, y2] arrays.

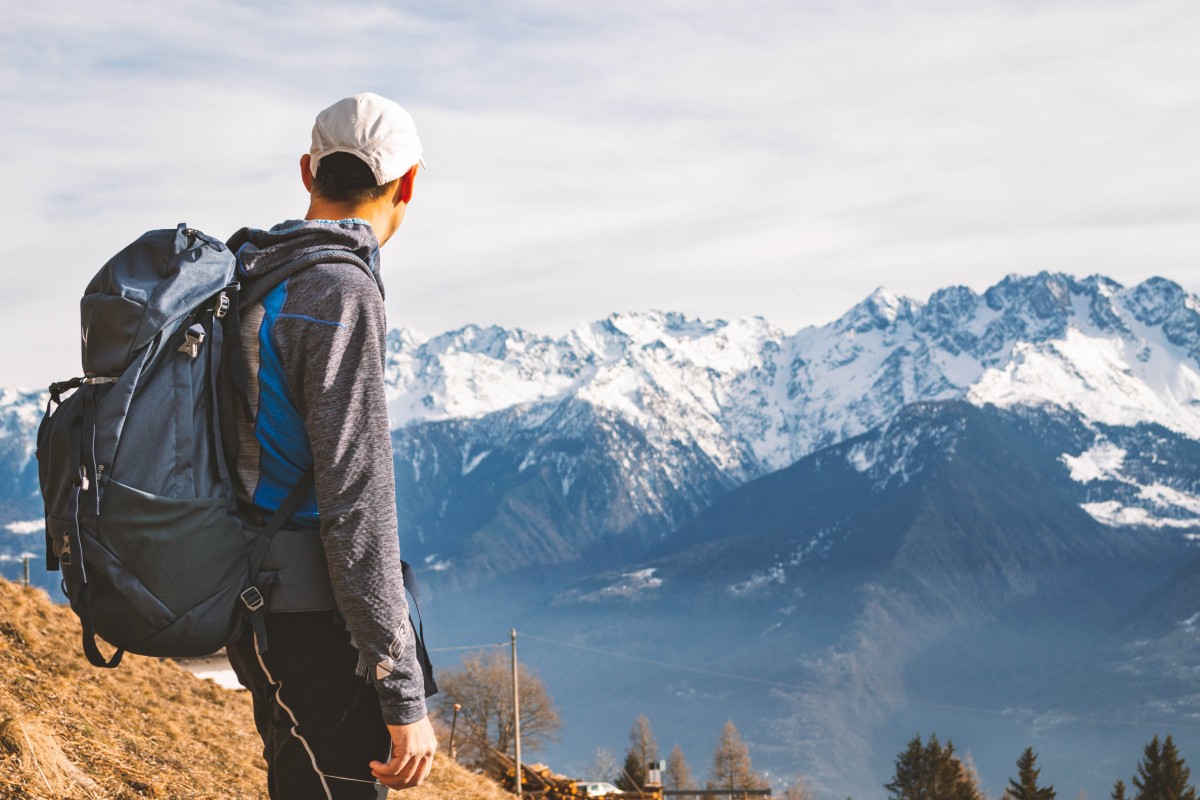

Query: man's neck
[[306, 198, 370, 224], [305, 197, 396, 245]]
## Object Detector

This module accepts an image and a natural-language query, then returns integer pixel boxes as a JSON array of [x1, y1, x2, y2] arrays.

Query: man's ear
[[300, 154, 314, 193], [395, 165, 418, 205]]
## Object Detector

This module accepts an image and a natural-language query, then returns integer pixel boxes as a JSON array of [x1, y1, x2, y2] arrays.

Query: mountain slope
[[515, 402, 1197, 799], [0, 579, 512, 800]]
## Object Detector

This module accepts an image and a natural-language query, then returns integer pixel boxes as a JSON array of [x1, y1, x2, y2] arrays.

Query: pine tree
[[619, 750, 644, 792], [1005, 747, 1056, 800], [666, 744, 698, 800], [884, 734, 984, 800], [616, 715, 659, 791], [1113, 780, 1127, 800], [707, 720, 768, 792], [1161, 737, 1198, 800], [1134, 735, 1197, 800], [1135, 737, 1166, 800]]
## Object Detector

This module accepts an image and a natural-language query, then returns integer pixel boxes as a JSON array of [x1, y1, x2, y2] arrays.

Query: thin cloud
[[2, 1, 1199, 387]]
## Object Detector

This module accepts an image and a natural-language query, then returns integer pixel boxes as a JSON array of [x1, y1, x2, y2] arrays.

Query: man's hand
[[370, 716, 438, 790]]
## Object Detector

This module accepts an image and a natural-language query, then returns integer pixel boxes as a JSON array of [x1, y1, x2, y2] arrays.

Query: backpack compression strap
[[40, 377, 83, 571], [240, 468, 315, 655], [64, 475, 124, 668], [75, 382, 124, 669]]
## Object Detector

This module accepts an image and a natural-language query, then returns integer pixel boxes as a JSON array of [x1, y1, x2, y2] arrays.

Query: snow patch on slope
[[556, 568, 663, 603], [1063, 437, 1200, 529], [1080, 501, 1200, 529], [969, 323, 1200, 439], [729, 566, 786, 596], [421, 553, 453, 572], [1061, 442, 1127, 483]]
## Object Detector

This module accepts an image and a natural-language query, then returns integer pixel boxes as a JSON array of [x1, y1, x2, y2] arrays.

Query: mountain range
[[2, 271, 1199, 797]]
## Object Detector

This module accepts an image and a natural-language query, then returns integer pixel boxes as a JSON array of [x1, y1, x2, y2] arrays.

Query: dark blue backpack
[[36, 224, 435, 694], [37, 225, 274, 666]]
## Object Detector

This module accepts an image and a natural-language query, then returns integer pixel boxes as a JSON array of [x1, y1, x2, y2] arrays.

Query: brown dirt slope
[[0, 579, 511, 800]]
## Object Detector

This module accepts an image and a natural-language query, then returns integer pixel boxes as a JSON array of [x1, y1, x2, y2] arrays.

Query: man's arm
[[275, 261, 428, 726]]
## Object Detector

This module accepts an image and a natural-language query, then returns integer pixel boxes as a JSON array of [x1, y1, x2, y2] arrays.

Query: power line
[[428, 642, 507, 653], [515, 630, 1200, 732], [518, 631, 825, 692]]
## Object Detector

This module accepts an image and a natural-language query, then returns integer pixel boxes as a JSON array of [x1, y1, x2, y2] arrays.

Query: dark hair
[[312, 152, 399, 204]]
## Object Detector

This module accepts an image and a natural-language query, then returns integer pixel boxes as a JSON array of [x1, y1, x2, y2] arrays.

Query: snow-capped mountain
[[383, 272, 1200, 479], [5, 271, 1200, 585], [0, 387, 44, 516], [372, 272, 1200, 583], [0, 388, 48, 583]]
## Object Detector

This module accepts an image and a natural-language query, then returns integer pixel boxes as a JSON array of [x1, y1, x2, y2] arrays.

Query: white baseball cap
[[309, 93, 426, 185]]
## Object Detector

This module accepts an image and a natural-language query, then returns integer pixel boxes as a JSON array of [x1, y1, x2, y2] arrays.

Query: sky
[[3, 0, 1200, 389]]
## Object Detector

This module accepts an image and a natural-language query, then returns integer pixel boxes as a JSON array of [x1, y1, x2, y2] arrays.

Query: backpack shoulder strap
[[238, 248, 372, 310], [219, 247, 375, 459]]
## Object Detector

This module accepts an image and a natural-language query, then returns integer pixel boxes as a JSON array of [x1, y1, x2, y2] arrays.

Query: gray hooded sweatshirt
[[225, 218, 426, 726]]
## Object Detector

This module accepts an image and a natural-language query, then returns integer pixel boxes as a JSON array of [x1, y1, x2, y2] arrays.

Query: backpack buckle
[[178, 324, 206, 358], [240, 586, 265, 612], [215, 291, 230, 319]]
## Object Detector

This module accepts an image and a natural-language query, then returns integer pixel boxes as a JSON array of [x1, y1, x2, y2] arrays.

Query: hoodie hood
[[226, 218, 385, 298]]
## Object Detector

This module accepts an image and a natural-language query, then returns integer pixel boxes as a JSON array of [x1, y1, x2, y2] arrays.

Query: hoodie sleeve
[[272, 260, 427, 726]]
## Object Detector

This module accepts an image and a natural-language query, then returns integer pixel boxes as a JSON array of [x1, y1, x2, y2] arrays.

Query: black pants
[[226, 611, 390, 800]]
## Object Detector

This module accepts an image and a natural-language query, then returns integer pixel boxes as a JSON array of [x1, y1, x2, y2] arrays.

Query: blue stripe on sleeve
[[277, 313, 344, 328]]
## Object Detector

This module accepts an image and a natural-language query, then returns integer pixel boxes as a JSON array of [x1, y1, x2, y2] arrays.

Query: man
[[223, 93, 437, 800]]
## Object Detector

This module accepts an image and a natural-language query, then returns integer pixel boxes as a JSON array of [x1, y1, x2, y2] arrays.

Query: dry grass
[[0, 579, 513, 800]]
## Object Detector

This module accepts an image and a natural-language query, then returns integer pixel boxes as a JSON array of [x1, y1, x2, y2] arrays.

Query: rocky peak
[[837, 287, 918, 333], [1122, 277, 1200, 363], [985, 272, 1076, 319]]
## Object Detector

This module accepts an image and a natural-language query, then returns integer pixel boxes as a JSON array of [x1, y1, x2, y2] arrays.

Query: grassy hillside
[[0, 579, 511, 800]]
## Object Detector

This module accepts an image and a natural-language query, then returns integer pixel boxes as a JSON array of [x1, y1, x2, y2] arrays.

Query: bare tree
[[782, 774, 818, 800], [667, 744, 698, 800], [707, 720, 768, 792], [618, 715, 660, 791], [588, 747, 620, 783], [433, 650, 561, 766]]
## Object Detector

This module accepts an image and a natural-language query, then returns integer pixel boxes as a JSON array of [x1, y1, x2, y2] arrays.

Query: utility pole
[[449, 703, 461, 761], [23, 556, 30, 587], [511, 628, 523, 799]]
